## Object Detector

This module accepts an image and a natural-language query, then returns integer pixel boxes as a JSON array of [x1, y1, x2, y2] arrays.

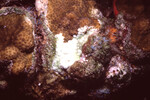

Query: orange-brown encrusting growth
[[47, 0, 100, 42], [107, 27, 118, 43], [0, 13, 34, 74]]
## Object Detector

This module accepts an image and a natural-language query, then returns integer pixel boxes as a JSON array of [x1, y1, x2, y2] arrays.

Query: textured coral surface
[[47, 0, 100, 41], [0, 12, 34, 74]]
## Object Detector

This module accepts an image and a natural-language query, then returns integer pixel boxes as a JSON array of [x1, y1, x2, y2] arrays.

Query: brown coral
[[116, 0, 150, 51], [0, 12, 34, 74], [131, 17, 150, 51], [11, 53, 33, 74], [0, 45, 20, 60], [47, 0, 100, 42], [14, 30, 34, 52]]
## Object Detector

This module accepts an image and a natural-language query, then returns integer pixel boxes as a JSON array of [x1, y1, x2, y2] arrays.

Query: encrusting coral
[[47, 0, 100, 42], [0, 8, 35, 74]]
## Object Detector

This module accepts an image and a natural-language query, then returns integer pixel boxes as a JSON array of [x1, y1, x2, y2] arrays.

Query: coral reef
[[0, 0, 149, 100]]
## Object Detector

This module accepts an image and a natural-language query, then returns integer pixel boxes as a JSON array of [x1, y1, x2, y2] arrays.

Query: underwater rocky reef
[[0, 0, 150, 100]]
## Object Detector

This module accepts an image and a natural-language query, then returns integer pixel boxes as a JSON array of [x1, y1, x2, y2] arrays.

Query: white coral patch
[[35, 0, 48, 15], [52, 26, 99, 70], [91, 8, 103, 25], [24, 16, 35, 41], [24, 16, 32, 26]]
